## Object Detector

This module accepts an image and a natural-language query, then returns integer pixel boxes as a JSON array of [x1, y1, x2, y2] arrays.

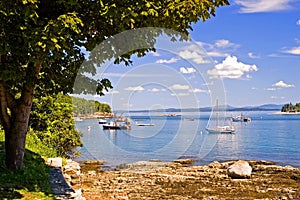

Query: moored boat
[[102, 117, 131, 130], [98, 118, 107, 124], [206, 99, 235, 134], [231, 114, 251, 122]]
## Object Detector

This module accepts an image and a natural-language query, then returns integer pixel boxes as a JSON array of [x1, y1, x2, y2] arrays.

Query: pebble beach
[[54, 159, 300, 200]]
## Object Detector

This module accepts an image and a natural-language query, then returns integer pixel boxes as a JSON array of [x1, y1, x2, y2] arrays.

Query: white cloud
[[148, 88, 166, 92], [170, 84, 190, 90], [171, 93, 190, 96], [297, 20, 300, 25], [207, 56, 258, 79], [248, 52, 260, 59], [124, 86, 144, 91], [180, 67, 196, 74], [198, 40, 239, 58], [265, 88, 278, 91], [235, 0, 294, 13], [156, 57, 178, 64], [151, 51, 160, 57], [272, 81, 295, 88], [203, 82, 214, 86], [189, 88, 208, 93], [207, 51, 230, 58], [106, 90, 120, 94], [215, 39, 231, 48], [271, 96, 285, 99], [282, 46, 300, 55], [178, 49, 210, 64]]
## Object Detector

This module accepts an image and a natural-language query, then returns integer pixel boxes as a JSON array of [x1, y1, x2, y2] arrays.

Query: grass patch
[[0, 130, 56, 199]]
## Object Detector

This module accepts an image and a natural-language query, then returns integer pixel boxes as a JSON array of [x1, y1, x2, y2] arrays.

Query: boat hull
[[103, 125, 121, 130], [102, 124, 131, 130], [206, 127, 235, 134]]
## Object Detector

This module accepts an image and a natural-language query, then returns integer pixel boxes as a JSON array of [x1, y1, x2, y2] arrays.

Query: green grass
[[0, 130, 56, 199]]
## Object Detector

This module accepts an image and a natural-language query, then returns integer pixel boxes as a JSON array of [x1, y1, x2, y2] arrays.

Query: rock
[[47, 157, 62, 168], [208, 161, 222, 168], [173, 159, 194, 165], [116, 160, 170, 171], [227, 160, 252, 179]]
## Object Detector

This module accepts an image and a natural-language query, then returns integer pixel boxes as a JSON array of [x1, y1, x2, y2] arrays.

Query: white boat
[[102, 117, 131, 130], [136, 123, 155, 126], [98, 118, 107, 124], [206, 99, 235, 134], [231, 114, 251, 122], [206, 126, 235, 134]]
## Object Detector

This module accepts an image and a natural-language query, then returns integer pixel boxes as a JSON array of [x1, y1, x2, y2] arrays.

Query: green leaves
[[30, 94, 82, 157]]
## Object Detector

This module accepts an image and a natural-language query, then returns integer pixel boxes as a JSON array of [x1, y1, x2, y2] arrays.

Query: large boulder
[[227, 160, 252, 179]]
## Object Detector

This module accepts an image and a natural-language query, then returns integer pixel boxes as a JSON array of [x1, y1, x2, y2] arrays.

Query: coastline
[[273, 111, 300, 115], [60, 159, 300, 200]]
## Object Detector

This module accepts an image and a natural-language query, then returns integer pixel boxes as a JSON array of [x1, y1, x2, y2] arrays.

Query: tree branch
[[19, 61, 43, 106]]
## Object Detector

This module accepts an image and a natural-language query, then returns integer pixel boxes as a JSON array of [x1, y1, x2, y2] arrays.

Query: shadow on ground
[[0, 142, 55, 199]]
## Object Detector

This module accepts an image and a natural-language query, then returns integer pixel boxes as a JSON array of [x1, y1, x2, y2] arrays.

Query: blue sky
[[81, 0, 300, 111]]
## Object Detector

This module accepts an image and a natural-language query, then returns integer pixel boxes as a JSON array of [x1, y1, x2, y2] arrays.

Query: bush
[[30, 94, 82, 157]]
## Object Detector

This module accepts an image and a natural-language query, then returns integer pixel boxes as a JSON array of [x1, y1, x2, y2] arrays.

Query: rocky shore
[[58, 159, 300, 200]]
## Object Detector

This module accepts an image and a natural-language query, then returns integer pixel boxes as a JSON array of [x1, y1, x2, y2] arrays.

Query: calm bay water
[[75, 111, 300, 168]]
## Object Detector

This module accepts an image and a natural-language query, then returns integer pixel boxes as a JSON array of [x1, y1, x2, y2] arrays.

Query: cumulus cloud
[[180, 67, 196, 74], [297, 20, 300, 25], [156, 57, 178, 64], [272, 81, 295, 88], [235, 0, 294, 13], [124, 86, 144, 91], [170, 84, 190, 90], [178, 49, 210, 64], [207, 56, 258, 79], [282, 46, 300, 55]]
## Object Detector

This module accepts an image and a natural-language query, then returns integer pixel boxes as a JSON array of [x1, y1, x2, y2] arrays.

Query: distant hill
[[127, 104, 283, 113], [228, 104, 283, 111]]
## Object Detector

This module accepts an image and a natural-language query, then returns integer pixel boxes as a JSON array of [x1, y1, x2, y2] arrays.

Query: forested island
[[72, 96, 111, 116], [281, 102, 300, 113]]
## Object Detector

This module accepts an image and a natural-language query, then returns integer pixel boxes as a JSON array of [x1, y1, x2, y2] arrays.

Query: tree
[[30, 94, 82, 157], [0, 0, 229, 169]]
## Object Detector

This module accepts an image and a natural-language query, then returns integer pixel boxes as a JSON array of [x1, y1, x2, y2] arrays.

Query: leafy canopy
[[0, 0, 229, 96]]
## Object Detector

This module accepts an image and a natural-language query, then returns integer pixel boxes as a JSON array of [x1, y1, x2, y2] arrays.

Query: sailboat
[[206, 99, 235, 134]]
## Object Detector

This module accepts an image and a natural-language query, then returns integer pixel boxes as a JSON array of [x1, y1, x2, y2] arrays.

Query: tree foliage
[[281, 102, 300, 113], [29, 94, 82, 157], [72, 96, 111, 115], [0, 0, 229, 168]]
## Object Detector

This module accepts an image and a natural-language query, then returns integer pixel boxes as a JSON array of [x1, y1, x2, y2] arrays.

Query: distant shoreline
[[273, 111, 300, 115]]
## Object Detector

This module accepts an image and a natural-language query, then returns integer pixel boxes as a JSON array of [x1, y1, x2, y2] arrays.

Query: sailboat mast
[[216, 99, 218, 128]]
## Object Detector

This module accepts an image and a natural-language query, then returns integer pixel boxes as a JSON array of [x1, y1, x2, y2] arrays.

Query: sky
[[78, 0, 300, 111]]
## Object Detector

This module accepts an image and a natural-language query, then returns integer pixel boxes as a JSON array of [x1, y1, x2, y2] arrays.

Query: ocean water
[[75, 111, 300, 168]]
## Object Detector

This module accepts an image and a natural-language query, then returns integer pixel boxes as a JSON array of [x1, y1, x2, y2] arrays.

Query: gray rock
[[227, 160, 252, 179], [48, 157, 63, 168]]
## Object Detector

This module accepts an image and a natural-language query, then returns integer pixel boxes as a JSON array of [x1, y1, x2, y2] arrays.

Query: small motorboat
[[98, 118, 107, 124]]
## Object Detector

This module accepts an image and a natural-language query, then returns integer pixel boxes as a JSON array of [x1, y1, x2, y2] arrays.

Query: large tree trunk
[[0, 62, 40, 169], [5, 102, 33, 169]]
